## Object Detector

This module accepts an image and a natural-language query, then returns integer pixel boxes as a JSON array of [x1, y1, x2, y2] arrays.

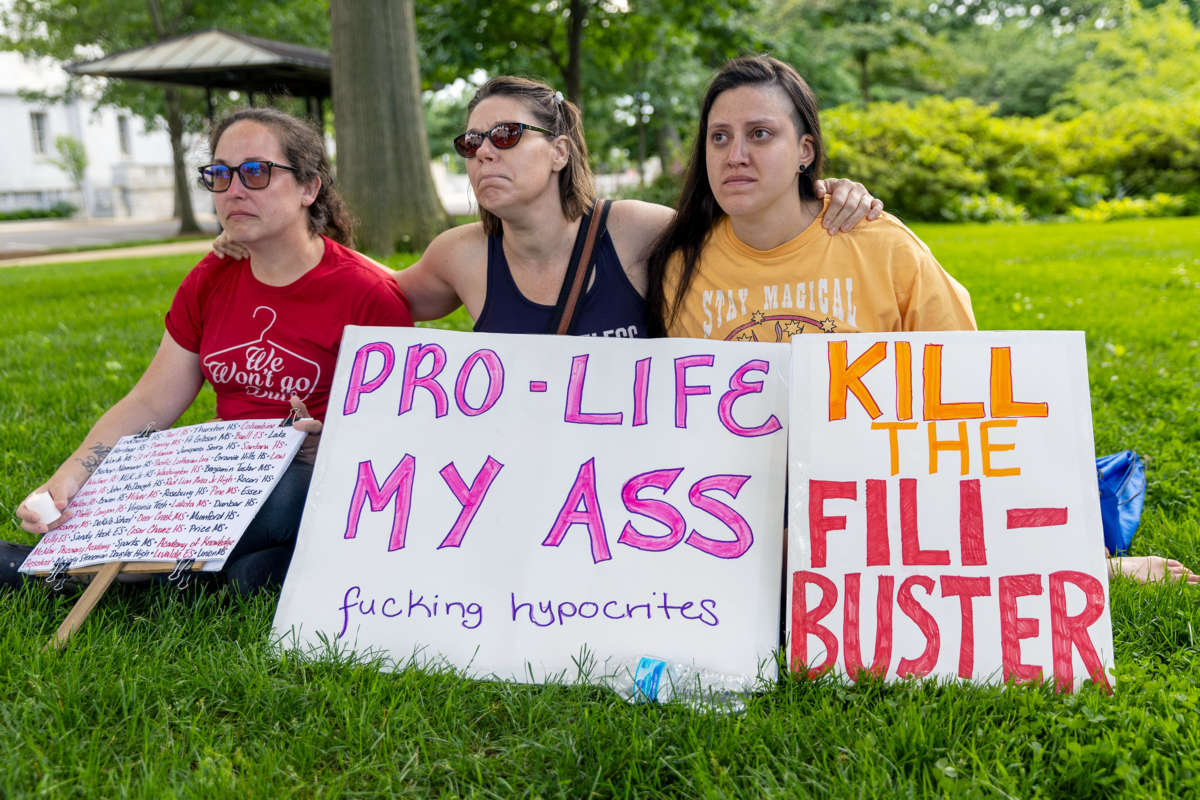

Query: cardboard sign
[[21, 419, 305, 573], [273, 328, 789, 689], [787, 332, 1114, 691]]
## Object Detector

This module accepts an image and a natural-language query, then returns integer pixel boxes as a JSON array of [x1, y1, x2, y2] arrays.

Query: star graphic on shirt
[[783, 320, 804, 337], [750, 309, 766, 325], [819, 317, 837, 333], [735, 331, 758, 342]]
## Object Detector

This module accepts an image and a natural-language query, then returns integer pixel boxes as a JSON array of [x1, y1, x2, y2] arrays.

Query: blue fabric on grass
[[1097, 450, 1146, 556]]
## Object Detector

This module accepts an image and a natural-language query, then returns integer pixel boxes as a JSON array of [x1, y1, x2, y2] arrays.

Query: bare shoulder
[[421, 221, 488, 270], [393, 220, 489, 320], [607, 199, 675, 272], [607, 199, 674, 240]]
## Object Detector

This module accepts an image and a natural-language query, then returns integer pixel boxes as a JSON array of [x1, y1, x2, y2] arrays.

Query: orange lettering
[[895, 341, 912, 421], [923, 344, 985, 420], [990, 347, 1048, 418], [981, 420, 1021, 477], [871, 422, 918, 475], [828, 340, 886, 421], [928, 421, 970, 475]]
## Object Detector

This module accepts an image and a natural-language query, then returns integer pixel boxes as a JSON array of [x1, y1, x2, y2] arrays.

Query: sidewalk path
[[0, 215, 219, 263], [0, 239, 214, 268]]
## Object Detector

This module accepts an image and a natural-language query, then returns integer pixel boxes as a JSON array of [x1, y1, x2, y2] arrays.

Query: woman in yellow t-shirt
[[645, 54, 1194, 585], [647, 54, 974, 343]]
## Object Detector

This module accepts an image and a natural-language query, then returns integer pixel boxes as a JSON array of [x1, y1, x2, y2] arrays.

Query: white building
[[0, 51, 206, 218]]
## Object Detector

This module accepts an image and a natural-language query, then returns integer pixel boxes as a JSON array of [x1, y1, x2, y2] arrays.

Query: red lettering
[[843, 573, 894, 679], [941, 576, 991, 678], [900, 478, 950, 566], [865, 479, 890, 566], [896, 576, 940, 677], [1049, 571, 1111, 692], [998, 574, 1043, 684], [959, 479, 986, 566], [808, 480, 857, 568], [790, 571, 839, 677]]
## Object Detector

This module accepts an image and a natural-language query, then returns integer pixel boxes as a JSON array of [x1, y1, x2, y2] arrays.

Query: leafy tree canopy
[[1056, 0, 1200, 114]]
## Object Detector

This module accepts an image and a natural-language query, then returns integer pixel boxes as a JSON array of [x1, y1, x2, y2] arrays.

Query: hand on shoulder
[[815, 178, 884, 234]]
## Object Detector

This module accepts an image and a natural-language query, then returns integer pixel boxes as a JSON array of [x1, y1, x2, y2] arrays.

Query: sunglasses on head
[[453, 122, 554, 158], [198, 160, 297, 192]]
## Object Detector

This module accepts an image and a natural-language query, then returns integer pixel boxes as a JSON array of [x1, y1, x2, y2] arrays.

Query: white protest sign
[[273, 327, 788, 689], [21, 419, 305, 573], [787, 332, 1114, 691]]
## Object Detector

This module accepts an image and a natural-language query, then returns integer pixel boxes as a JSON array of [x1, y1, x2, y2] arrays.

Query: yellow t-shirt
[[663, 201, 977, 341]]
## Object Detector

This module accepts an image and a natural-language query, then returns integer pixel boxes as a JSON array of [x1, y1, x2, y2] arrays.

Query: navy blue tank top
[[473, 230, 648, 338]]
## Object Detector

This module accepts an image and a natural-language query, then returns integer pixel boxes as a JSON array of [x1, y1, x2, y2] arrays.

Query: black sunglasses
[[198, 160, 298, 192], [453, 122, 554, 158]]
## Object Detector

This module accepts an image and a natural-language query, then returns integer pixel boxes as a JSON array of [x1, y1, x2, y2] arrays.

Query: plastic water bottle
[[608, 656, 751, 711]]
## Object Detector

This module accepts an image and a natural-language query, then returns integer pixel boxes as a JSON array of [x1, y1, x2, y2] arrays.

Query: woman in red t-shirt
[[9, 108, 413, 594]]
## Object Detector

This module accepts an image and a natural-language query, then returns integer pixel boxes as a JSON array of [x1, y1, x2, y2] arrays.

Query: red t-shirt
[[165, 236, 412, 421]]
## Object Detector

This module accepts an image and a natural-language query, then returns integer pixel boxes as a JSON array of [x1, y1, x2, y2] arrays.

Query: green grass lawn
[[1, 218, 1199, 797]]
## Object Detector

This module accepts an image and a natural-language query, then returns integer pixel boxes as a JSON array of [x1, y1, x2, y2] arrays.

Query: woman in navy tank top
[[216, 76, 882, 336]]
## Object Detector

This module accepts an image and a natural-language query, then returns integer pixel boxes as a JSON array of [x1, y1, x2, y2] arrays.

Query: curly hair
[[208, 108, 356, 246]]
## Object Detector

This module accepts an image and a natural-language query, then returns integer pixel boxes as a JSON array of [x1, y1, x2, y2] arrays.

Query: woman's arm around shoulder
[[391, 222, 489, 322], [607, 182, 883, 297], [607, 200, 675, 297], [15, 333, 204, 534]]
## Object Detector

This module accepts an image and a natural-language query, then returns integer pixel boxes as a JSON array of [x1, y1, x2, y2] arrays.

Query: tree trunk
[[636, 106, 646, 188], [857, 50, 871, 107], [148, 0, 198, 233], [332, 0, 448, 255], [656, 120, 683, 176], [166, 87, 200, 233], [565, 0, 588, 105]]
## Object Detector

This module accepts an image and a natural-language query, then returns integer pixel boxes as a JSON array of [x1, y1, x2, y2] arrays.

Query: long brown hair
[[208, 108, 355, 246], [465, 76, 595, 236], [646, 56, 824, 336]]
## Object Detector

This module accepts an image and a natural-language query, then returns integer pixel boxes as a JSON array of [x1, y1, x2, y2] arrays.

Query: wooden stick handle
[[44, 560, 124, 652]]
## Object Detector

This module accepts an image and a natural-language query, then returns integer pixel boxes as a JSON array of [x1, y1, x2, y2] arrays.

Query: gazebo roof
[[66, 28, 330, 97]]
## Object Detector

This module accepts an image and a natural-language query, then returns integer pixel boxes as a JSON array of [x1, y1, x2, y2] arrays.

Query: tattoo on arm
[[77, 442, 113, 475]]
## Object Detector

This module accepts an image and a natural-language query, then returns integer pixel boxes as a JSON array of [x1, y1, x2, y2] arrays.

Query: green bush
[[607, 95, 1200, 223], [823, 98, 986, 222], [822, 96, 1200, 222], [943, 193, 1029, 223], [1063, 99, 1200, 201], [1068, 193, 1189, 223], [823, 97, 1072, 221], [0, 201, 78, 222]]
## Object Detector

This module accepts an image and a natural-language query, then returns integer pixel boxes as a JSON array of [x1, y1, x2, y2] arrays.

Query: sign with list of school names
[[273, 327, 789, 690], [787, 331, 1114, 691], [20, 419, 305, 574]]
